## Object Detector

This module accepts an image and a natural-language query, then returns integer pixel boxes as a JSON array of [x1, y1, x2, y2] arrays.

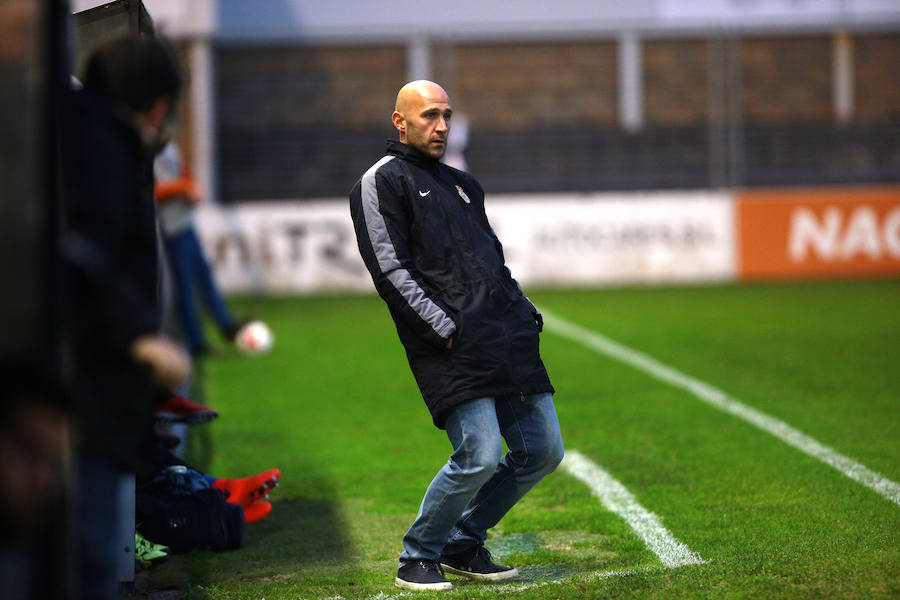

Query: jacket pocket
[[446, 308, 462, 352]]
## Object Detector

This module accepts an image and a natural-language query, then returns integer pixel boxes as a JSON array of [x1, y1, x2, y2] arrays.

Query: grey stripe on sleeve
[[361, 157, 456, 339]]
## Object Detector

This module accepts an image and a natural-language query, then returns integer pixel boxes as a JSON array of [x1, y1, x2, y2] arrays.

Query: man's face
[[394, 85, 452, 159]]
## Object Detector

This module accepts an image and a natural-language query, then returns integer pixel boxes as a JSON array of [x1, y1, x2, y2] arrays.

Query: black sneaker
[[440, 543, 519, 581], [395, 560, 452, 591]]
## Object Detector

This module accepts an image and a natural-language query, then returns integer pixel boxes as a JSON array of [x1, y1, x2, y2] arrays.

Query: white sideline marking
[[542, 309, 900, 507], [561, 450, 706, 568]]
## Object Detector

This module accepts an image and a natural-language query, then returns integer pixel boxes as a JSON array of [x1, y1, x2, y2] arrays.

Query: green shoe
[[135, 531, 170, 567]]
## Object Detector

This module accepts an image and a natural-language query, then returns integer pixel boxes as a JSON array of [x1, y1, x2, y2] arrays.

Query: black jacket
[[350, 140, 553, 427], [60, 88, 160, 468]]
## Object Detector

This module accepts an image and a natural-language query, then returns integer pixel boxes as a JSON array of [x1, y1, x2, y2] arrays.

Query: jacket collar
[[386, 139, 440, 170]]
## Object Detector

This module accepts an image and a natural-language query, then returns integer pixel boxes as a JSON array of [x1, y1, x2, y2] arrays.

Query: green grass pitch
[[148, 279, 900, 599]]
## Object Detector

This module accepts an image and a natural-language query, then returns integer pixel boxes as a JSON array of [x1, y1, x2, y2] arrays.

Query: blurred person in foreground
[[0, 374, 69, 600], [154, 140, 244, 358], [59, 35, 190, 600], [349, 80, 564, 592]]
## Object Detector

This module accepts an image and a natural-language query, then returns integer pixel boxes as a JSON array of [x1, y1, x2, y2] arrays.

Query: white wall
[[216, 0, 900, 41]]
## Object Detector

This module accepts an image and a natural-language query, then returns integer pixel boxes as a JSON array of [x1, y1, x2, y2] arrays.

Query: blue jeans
[[164, 226, 235, 354], [400, 392, 564, 563]]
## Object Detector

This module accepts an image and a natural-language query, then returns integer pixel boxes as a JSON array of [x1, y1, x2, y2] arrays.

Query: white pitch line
[[542, 309, 900, 507], [561, 450, 706, 568]]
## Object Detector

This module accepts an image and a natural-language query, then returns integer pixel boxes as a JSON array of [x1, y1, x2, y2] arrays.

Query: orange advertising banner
[[737, 186, 900, 281]]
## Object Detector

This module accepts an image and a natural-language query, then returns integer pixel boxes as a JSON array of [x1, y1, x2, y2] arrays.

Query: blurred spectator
[[0, 395, 67, 544], [0, 372, 69, 600], [59, 35, 189, 600], [1, 2, 70, 599], [154, 140, 243, 357]]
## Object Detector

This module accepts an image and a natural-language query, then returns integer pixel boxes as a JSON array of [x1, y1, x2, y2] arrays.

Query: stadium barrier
[[194, 185, 900, 294], [737, 186, 900, 281]]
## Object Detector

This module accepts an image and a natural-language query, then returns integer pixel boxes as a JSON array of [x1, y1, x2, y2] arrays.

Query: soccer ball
[[234, 320, 274, 355]]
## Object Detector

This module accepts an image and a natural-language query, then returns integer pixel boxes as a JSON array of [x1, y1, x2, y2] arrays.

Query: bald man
[[350, 81, 564, 591]]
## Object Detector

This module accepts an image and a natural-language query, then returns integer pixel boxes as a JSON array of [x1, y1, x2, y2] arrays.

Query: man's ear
[[392, 110, 406, 139]]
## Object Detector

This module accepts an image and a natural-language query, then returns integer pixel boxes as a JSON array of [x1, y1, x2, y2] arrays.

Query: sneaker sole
[[394, 577, 452, 591], [440, 564, 519, 581]]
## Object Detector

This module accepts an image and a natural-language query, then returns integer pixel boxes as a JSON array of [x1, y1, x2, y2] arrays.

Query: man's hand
[[445, 335, 453, 350], [130, 334, 191, 388]]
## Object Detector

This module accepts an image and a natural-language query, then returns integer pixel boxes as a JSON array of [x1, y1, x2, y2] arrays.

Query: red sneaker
[[155, 395, 219, 425], [243, 500, 272, 524], [212, 468, 280, 506]]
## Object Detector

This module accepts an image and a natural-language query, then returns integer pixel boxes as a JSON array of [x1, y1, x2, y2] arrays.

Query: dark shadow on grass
[[241, 496, 355, 568], [145, 354, 357, 596], [146, 494, 357, 598]]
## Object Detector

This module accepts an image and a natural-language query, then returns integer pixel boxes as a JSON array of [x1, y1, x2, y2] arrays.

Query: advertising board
[[737, 187, 900, 280], [195, 192, 736, 293]]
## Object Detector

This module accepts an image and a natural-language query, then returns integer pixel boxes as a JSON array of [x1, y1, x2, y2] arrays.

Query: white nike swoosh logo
[[419, 190, 431, 197]]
